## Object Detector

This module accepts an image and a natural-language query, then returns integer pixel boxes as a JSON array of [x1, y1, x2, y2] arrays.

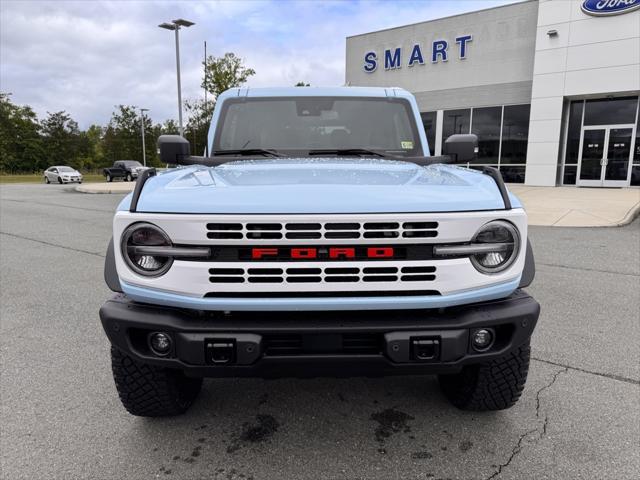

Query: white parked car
[[44, 166, 83, 184]]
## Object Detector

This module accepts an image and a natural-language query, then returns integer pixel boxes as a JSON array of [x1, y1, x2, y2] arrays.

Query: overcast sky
[[1, 0, 517, 128]]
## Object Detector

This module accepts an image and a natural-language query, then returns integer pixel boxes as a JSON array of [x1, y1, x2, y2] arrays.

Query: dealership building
[[345, 0, 640, 187]]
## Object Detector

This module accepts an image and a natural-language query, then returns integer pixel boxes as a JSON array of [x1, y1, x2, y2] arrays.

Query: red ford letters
[[251, 247, 394, 260]]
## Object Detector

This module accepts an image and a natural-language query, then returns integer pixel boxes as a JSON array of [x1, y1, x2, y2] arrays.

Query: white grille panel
[[113, 209, 528, 305], [209, 265, 437, 285], [206, 221, 438, 241]]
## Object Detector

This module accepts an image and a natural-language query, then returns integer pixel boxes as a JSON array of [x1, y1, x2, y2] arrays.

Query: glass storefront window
[[563, 165, 577, 185], [500, 105, 530, 164], [439, 104, 530, 183], [420, 111, 437, 155], [442, 109, 470, 140], [500, 165, 526, 183], [584, 97, 638, 126], [471, 106, 502, 164], [565, 101, 583, 165], [562, 96, 638, 186], [633, 107, 640, 186]]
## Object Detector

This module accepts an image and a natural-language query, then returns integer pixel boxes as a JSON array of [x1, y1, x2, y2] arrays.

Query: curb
[[616, 202, 640, 227], [75, 184, 134, 194]]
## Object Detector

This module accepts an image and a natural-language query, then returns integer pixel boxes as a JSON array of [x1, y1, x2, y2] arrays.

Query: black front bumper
[[99, 290, 539, 378]]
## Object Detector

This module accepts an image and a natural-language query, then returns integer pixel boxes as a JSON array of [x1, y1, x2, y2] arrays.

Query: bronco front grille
[[206, 221, 438, 241], [209, 265, 436, 284]]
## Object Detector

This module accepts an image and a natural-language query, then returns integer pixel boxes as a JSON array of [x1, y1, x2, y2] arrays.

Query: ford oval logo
[[581, 0, 640, 16]]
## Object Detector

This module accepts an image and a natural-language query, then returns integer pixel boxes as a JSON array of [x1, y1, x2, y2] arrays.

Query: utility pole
[[204, 40, 208, 156], [140, 108, 149, 166], [159, 19, 195, 137]]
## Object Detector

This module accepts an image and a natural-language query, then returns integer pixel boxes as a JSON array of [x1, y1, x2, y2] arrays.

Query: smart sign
[[363, 35, 472, 73], [581, 0, 640, 16]]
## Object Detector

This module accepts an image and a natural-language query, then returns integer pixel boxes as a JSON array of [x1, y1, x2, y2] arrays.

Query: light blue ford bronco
[[100, 87, 538, 417]]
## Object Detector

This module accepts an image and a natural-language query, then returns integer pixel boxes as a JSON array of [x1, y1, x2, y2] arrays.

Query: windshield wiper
[[307, 148, 389, 158], [213, 149, 282, 157]]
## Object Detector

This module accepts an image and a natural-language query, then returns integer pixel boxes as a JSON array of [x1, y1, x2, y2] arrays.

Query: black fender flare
[[104, 237, 123, 292], [518, 238, 535, 288]]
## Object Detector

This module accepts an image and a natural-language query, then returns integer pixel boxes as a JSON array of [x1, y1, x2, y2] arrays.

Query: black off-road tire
[[438, 341, 531, 411], [106, 174, 112, 182], [110, 346, 203, 417], [126, 173, 133, 182]]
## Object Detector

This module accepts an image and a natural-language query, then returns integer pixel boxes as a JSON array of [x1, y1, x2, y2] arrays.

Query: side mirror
[[443, 134, 478, 163], [157, 135, 190, 164]]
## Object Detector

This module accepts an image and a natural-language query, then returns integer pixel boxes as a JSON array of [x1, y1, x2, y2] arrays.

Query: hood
[[119, 158, 521, 214]]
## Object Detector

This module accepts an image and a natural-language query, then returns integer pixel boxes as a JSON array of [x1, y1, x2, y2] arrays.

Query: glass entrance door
[[578, 126, 635, 187]]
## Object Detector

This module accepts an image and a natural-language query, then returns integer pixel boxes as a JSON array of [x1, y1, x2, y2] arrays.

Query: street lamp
[[158, 18, 195, 137], [140, 108, 149, 167]]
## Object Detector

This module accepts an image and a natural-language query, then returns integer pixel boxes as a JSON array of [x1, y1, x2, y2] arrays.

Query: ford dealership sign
[[581, 0, 640, 16], [363, 35, 472, 73]]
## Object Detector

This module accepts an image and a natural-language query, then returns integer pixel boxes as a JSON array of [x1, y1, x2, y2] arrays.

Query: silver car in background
[[44, 166, 83, 184]]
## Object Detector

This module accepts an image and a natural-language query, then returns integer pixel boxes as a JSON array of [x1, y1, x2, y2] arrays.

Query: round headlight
[[121, 223, 173, 277], [470, 220, 520, 274]]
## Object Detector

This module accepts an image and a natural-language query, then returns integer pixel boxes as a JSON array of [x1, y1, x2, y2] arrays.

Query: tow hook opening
[[411, 337, 441, 362], [205, 339, 236, 365]]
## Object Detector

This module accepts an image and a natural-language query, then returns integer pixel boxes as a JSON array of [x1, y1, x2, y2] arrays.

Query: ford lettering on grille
[[251, 246, 395, 260]]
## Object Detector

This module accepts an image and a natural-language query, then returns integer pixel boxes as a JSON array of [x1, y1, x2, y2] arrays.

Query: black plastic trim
[[100, 290, 539, 378], [104, 238, 122, 293], [518, 238, 536, 288], [482, 166, 512, 210], [129, 168, 156, 213]]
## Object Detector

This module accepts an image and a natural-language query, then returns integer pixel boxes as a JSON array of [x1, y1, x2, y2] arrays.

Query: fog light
[[471, 328, 494, 351], [149, 332, 172, 356]]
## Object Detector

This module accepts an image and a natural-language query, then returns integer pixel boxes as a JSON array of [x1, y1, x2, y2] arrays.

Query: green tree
[[0, 93, 45, 173], [202, 52, 256, 99], [184, 98, 215, 156], [295, 81, 310, 87], [40, 111, 82, 168], [102, 105, 156, 166], [75, 124, 104, 170], [161, 119, 180, 135]]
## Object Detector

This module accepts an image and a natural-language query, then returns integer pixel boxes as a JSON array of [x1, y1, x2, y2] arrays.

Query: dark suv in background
[[103, 160, 147, 182]]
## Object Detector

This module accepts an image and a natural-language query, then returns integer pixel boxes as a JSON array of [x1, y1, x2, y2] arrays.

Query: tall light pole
[[140, 108, 149, 166], [158, 18, 195, 137]]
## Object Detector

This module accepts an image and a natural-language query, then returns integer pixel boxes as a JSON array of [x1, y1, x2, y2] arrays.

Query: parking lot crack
[[532, 357, 639, 386], [484, 427, 539, 480], [536, 367, 568, 437], [482, 367, 567, 480], [537, 262, 640, 278], [0, 231, 105, 258], [1, 198, 114, 213]]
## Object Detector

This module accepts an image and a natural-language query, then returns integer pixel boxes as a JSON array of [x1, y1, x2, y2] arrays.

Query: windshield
[[122, 161, 142, 167], [58, 167, 75, 172], [213, 97, 422, 156]]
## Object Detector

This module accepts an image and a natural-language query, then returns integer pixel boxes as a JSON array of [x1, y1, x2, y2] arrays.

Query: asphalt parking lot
[[1, 183, 638, 480]]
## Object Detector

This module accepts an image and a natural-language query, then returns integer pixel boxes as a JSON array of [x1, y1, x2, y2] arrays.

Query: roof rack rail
[[481, 166, 511, 210], [129, 168, 156, 213]]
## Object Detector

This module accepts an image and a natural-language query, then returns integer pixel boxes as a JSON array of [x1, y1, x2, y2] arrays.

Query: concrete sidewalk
[[508, 185, 640, 227], [76, 181, 640, 227], [76, 182, 134, 194]]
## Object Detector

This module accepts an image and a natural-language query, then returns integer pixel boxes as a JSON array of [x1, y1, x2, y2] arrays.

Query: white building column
[[524, 0, 571, 186], [434, 110, 444, 156]]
